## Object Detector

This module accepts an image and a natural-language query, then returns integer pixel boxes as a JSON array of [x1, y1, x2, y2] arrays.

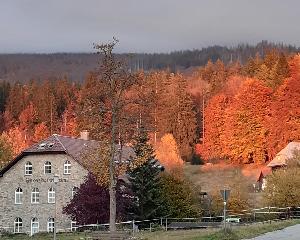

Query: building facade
[[0, 133, 104, 235]]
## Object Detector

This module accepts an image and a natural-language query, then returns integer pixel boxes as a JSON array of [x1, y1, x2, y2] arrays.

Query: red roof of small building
[[256, 168, 272, 182], [267, 142, 300, 168]]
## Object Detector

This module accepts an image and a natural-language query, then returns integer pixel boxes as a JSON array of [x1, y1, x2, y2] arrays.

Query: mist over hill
[[0, 41, 299, 83]]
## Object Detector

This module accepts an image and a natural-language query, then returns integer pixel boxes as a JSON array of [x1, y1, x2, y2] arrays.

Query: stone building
[[0, 132, 133, 235]]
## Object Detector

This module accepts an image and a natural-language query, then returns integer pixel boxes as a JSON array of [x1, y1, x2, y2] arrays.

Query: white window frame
[[47, 218, 55, 232], [64, 160, 71, 175], [71, 221, 78, 232], [72, 186, 79, 198], [44, 161, 52, 174], [25, 162, 33, 175], [14, 217, 22, 233], [48, 187, 55, 203], [31, 188, 40, 204], [15, 187, 23, 204], [31, 218, 39, 236]]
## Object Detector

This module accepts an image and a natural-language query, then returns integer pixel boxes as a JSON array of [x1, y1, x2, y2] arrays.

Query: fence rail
[[70, 206, 300, 234]]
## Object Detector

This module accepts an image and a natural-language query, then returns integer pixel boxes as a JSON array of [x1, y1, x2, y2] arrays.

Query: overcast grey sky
[[0, 0, 299, 53]]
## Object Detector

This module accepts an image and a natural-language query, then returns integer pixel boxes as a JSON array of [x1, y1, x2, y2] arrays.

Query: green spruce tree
[[128, 128, 163, 221]]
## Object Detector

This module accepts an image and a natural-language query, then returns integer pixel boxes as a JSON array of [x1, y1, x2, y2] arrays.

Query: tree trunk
[[109, 105, 117, 232], [109, 180, 117, 232]]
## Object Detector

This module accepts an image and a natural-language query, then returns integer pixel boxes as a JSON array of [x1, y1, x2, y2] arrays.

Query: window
[[71, 221, 78, 232], [64, 160, 71, 174], [44, 161, 52, 174], [47, 218, 55, 232], [31, 218, 39, 236], [48, 187, 55, 203], [72, 187, 79, 198], [14, 218, 22, 233], [15, 188, 23, 204], [31, 188, 39, 204], [25, 162, 33, 175]]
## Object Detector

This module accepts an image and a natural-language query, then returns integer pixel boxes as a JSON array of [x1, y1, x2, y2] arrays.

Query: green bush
[[191, 154, 204, 165]]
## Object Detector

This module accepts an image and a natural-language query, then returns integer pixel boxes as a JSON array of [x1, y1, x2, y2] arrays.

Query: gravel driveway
[[247, 224, 300, 240]]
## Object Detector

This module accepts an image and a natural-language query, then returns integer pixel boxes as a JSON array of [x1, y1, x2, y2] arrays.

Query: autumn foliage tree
[[196, 93, 229, 161], [222, 79, 272, 164], [2, 126, 28, 157], [0, 134, 13, 169], [267, 75, 300, 157], [63, 174, 132, 225], [155, 133, 184, 173]]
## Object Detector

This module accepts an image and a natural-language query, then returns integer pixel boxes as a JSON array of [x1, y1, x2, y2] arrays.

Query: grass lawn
[[138, 219, 300, 240], [0, 232, 87, 240], [1, 220, 300, 239]]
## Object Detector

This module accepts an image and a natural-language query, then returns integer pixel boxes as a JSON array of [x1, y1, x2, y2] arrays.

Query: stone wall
[[0, 153, 88, 235]]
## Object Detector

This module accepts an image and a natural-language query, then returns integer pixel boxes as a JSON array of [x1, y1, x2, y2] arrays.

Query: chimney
[[80, 130, 89, 140]]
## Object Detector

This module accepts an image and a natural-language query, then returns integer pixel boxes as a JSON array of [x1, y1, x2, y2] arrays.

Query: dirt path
[[248, 224, 300, 240]]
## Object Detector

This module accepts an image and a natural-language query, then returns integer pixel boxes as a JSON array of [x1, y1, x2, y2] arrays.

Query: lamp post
[[53, 175, 59, 240]]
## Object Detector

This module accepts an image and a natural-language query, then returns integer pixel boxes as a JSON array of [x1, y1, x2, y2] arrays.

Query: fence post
[[165, 218, 168, 231], [160, 218, 163, 226], [132, 220, 135, 236], [150, 222, 152, 232]]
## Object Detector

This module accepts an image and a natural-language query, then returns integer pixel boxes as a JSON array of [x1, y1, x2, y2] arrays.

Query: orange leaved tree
[[222, 79, 272, 164], [197, 93, 229, 162], [155, 133, 184, 174], [267, 75, 300, 157]]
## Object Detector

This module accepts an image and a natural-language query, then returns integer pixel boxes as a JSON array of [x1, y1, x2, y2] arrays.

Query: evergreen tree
[[76, 73, 109, 140], [0, 81, 10, 113], [156, 72, 176, 139], [173, 74, 197, 161], [128, 128, 163, 220], [5, 82, 26, 121]]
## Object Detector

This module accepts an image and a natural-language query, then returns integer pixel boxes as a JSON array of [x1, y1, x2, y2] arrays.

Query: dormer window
[[64, 160, 71, 175], [25, 162, 33, 175], [44, 161, 52, 174]]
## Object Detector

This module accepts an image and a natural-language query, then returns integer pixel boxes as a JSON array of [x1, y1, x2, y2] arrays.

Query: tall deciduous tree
[[197, 93, 229, 161], [222, 79, 272, 164], [267, 75, 300, 157], [93, 39, 137, 232]]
